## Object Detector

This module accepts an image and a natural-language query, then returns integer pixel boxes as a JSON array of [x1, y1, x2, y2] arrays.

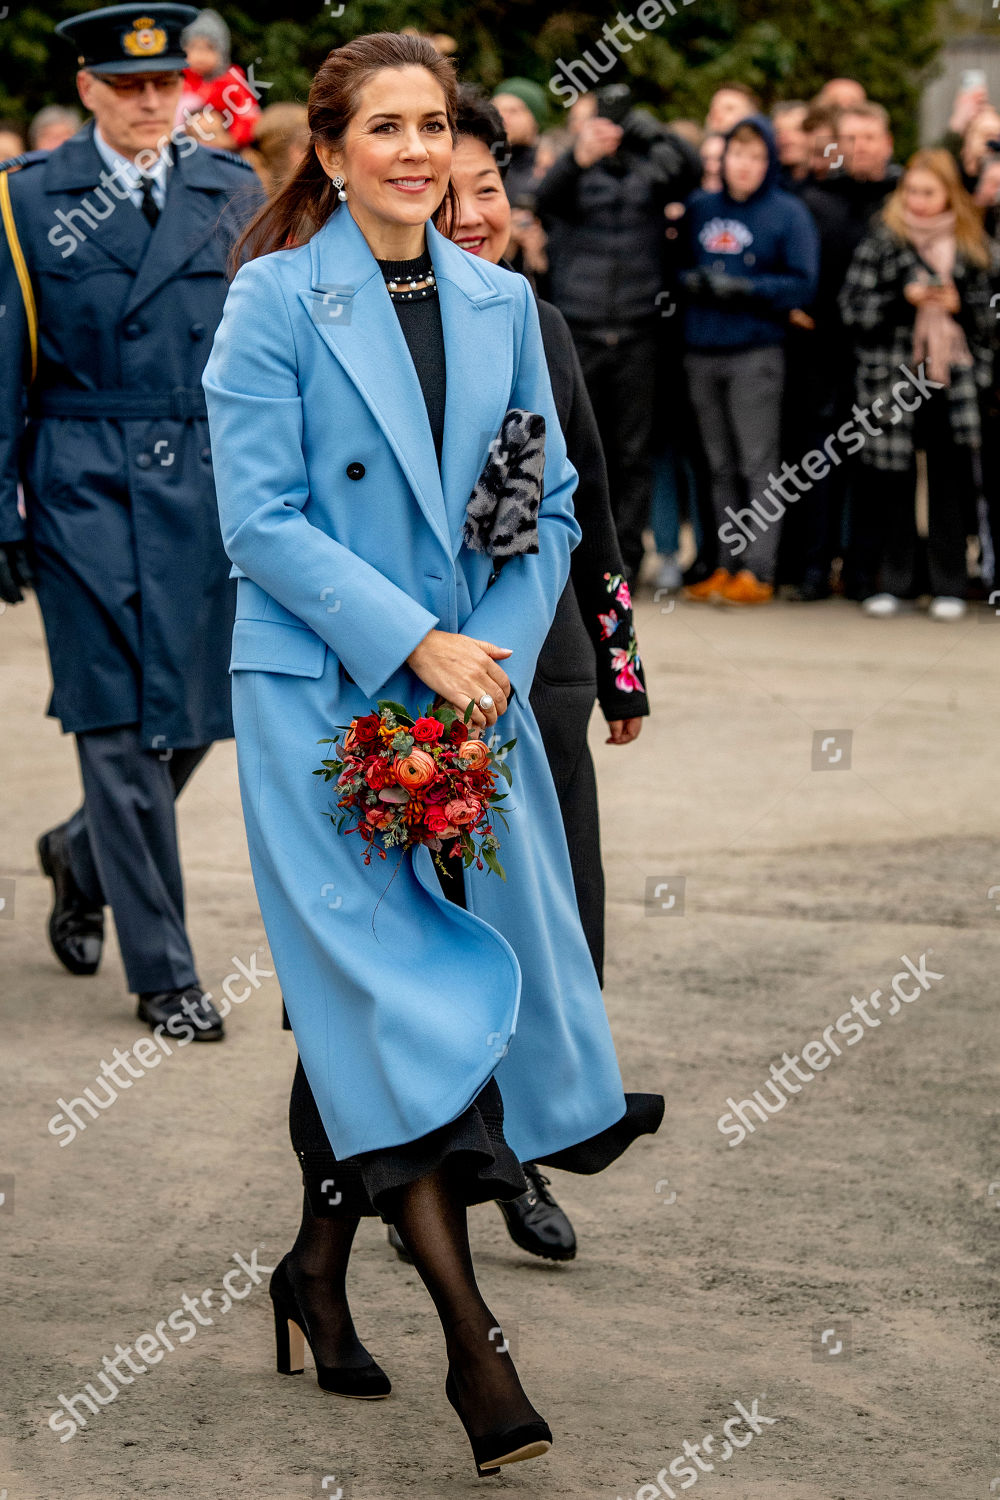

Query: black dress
[[287, 249, 662, 1221]]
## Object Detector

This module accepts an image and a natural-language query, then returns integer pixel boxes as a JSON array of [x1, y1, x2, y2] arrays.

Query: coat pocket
[[229, 618, 327, 677]]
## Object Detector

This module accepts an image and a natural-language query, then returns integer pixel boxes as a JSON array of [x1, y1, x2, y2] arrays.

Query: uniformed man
[[0, 4, 264, 1040]]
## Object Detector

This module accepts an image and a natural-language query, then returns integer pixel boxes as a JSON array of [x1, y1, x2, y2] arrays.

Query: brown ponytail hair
[[232, 31, 459, 271]]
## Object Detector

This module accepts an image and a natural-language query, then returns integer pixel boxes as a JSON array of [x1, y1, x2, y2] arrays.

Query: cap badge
[[123, 17, 168, 56]]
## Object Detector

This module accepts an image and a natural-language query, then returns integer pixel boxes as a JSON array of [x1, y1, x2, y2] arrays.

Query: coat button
[[200, 445, 213, 464], [346, 462, 365, 480], [123, 321, 145, 339], [136, 452, 152, 469], [189, 322, 207, 341]]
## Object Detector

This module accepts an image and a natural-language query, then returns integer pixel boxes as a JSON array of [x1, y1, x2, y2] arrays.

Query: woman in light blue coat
[[203, 32, 662, 1477]]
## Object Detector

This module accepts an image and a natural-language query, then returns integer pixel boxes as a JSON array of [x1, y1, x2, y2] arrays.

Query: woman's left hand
[[605, 717, 643, 745]]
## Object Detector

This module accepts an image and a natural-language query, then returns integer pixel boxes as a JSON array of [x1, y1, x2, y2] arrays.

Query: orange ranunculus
[[457, 739, 491, 771], [445, 796, 482, 826], [393, 748, 436, 789]]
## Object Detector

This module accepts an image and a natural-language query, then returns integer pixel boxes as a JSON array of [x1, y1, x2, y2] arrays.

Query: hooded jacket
[[681, 114, 819, 351]]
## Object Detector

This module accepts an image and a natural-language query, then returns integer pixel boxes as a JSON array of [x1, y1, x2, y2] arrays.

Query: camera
[[596, 84, 632, 126]]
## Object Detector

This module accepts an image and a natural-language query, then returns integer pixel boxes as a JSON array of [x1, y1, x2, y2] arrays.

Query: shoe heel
[[273, 1301, 306, 1375]]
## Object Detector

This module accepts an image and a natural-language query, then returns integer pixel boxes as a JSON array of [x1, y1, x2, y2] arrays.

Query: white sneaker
[[654, 555, 683, 592], [928, 596, 967, 621], [862, 592, 901, 618]]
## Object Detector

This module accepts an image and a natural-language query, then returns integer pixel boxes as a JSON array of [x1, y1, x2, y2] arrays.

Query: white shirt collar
[[93, 123, 171, 207]]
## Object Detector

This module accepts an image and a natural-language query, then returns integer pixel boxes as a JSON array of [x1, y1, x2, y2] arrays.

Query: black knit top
[[376, 249, 446, 464]]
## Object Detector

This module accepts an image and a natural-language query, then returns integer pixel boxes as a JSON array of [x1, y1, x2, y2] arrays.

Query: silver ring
[[479, 693, 495, 711]]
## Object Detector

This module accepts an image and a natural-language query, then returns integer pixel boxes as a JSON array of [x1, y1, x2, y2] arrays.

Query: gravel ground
[[1, 588, 997, 1500]]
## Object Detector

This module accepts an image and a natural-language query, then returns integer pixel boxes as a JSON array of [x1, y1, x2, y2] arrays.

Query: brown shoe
[[717, 570, 774, 606], [683, 567, 730, 602]]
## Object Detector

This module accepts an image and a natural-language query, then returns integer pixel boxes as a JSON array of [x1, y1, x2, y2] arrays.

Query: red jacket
[[180, 66, 260, 148]]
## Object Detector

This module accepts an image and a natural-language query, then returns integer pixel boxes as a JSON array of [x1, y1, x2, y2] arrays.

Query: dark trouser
[[63, 726, 210, 993], [571, 324, 658, 579], [850, 393, 973, 600], [684, 346, 786, 583], [780, 334, 854, 588]]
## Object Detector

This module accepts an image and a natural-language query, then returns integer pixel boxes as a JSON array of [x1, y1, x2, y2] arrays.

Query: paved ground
[[2, 586, 998, 1500]]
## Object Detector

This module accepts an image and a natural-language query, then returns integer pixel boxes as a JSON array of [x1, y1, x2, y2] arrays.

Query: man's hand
[[406, 629, 512, 729], [0, 541, 36, 605], [574, 117, 624, 169]]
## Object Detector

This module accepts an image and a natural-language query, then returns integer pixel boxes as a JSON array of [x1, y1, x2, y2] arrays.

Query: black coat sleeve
[[537, 299, 650, 721]]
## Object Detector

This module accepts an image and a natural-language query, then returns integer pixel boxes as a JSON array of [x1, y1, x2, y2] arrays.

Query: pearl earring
[[332, 174, 348, 202]]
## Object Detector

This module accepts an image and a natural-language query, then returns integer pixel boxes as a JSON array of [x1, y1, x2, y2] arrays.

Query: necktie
[[139, 174, 160, 229]]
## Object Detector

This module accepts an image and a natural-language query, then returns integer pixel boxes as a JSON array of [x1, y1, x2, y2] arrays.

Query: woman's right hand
[[904, 281, 930, 307], [406, 629, 512, 729]]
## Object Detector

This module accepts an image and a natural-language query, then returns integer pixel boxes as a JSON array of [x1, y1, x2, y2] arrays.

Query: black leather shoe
[[386, 1224, 413, 1264], [498, 1163, 577, 1262], [136, 986, 225, 1041], [37, 828, 104, 975]]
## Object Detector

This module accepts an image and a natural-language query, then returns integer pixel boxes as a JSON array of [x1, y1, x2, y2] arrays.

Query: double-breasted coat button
[[123, 321, 145, 340], [346, 462, 365, 480], [200, 446, 213, 464], [136, 452, 152, 469], [189, 322, 207, 341]]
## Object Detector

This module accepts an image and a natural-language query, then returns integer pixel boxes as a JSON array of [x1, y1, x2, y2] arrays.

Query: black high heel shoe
[[270, 1255, 391, 1399], [445, 1368, 552, 1476]]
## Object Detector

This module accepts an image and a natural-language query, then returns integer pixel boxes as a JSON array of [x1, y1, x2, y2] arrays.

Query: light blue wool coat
[[203, 205, 630, 1161]]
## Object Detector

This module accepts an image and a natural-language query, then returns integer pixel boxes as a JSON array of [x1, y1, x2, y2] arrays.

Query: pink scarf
[[902, 208, 973, 388]]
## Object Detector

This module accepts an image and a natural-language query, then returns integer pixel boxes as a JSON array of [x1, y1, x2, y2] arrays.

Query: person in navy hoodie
[[679, 114, 819, 605]]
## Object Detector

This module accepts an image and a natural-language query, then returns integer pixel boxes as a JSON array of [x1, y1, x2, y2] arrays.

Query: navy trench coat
[[0, 124, 262, 746]]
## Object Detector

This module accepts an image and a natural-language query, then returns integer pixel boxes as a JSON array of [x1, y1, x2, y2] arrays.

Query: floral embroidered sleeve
[[594, 570, 649, 718]]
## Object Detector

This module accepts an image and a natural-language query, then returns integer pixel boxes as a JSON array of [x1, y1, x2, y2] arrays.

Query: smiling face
[[315, 65, 453, 258], [449, 134, 511, 263], [77, 69, 184, 161]]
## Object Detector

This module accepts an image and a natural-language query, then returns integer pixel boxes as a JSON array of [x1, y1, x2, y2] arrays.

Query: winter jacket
[[535, 110, 700, 329], [680, 114, 819, 352], [838, 219, 998, 470]]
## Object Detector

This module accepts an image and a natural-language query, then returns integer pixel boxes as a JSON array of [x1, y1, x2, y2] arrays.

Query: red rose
[[424, 807, 451, 834], [450, 721, 470, 745], [365, 760, 391, 790], [412, 717, 444, 743], [354, 713, 381, 744], [423, 779, 449, 803]]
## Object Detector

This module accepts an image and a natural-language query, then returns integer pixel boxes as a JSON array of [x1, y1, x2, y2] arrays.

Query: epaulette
[[206, 147, 258, 172], [0, 149, 49, 175]]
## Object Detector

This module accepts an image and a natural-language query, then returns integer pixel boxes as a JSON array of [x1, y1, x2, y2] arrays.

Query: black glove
[[0, 540, 37, 604], [681, 268, 758, 306]]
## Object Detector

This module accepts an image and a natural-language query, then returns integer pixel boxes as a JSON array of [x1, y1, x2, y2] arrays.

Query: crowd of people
[[5, 19, 1000, 623]]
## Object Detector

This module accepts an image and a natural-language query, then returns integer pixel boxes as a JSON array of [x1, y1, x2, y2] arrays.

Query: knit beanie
[[493, 77, 549, 130], [181, 9, 231, 73]]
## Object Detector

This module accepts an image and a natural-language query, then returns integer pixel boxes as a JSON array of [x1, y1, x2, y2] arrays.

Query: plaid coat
[[838, 221, 998, 471]]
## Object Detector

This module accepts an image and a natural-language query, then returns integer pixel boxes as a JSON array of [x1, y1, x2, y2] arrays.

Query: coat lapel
[[297, 210, 516, 565], [429, 221, 515, 559], [43, 125, 149, 274], [123, 143, 238, 316]]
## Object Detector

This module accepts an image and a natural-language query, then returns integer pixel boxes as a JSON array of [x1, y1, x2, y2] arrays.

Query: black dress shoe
[[37, 828, 104, 976], [498, 1163, 577, 1262], [136, 986, 225, 1041]]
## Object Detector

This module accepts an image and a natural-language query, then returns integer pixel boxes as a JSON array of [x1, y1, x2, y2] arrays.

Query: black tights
[[286, 851, 540, 1435]]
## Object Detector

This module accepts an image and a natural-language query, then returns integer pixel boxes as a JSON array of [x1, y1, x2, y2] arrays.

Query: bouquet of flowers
[[315, 699, 515, 880]]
